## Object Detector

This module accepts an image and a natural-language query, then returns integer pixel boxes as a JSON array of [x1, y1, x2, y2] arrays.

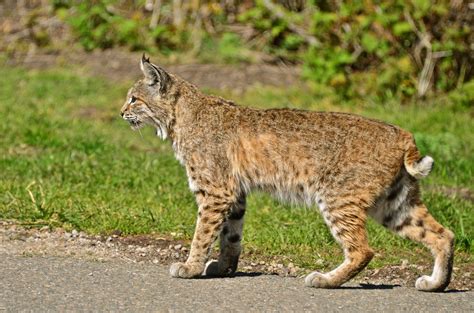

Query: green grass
[[0, 66, 472, 270]]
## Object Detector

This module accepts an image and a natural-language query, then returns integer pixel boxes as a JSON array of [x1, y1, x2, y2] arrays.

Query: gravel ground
[[0, 221, 472, 291]]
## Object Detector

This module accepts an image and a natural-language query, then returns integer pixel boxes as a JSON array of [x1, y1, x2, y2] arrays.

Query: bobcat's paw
[[304, 271, 337, 288], [204, 260, 236, 277], [415, 275, 447, 292], [169, 262, 203, 278]]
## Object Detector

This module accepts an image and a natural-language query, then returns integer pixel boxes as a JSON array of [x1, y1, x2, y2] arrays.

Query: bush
[[55, 0, 149, 51], [242, 0, 472, 99], [52, 0, 472, 98]]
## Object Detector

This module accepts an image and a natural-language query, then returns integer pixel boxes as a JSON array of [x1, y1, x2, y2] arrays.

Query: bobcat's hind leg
[[205, 196, 246, 277], [306, 206, 374, 288], [383, 203, 454, 292]]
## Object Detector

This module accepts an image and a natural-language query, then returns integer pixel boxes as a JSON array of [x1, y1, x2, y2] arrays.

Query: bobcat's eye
[[129, 96, 137, 104]]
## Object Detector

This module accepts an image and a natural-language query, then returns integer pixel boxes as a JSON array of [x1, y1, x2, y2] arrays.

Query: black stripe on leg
[[387, 184, 403, 201], [228, 234, 240, 243], [387, 174, 404, 201], [194, 189, 207, 197]]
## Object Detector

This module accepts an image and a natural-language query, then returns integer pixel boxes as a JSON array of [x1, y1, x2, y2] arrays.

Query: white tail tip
[[408, 156, 434, 179]]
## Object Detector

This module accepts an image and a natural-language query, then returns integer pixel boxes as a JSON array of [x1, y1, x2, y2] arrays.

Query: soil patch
[[5, 49, 301, 92]]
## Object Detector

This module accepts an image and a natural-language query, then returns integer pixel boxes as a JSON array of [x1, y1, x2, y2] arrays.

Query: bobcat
[[121, 55, 454, 291]]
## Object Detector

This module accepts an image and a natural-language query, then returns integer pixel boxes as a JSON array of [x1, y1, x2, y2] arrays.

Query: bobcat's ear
[[140, 54, 170, 92]]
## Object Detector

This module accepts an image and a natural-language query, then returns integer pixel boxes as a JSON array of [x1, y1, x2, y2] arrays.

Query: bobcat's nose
[[120, 112, 124, 117]]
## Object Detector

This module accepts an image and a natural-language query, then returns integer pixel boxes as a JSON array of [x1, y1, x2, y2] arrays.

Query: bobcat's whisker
[[137, 127, 144, 139]]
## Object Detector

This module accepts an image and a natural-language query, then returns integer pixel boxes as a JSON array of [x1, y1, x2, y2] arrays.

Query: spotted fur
[[121, 55, 454, 292]]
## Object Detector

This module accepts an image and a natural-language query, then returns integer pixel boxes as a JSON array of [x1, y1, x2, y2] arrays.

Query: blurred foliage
[[54, 0, 152, 51], [47, 1, 472, 99], [242, 0, 472, 99]]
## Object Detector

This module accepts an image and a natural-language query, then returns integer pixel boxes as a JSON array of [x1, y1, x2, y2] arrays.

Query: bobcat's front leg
[[170, 189, 235, 278]]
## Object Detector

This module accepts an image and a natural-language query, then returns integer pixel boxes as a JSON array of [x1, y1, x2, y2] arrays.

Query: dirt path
[[6, 49, 301, 92]]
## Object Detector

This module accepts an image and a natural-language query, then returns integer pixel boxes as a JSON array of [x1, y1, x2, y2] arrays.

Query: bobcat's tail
[[403, 136, 433, 179]]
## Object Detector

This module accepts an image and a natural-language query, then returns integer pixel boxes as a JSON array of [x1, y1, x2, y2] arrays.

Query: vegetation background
[[3, 0, 473, 99], [0, 0, 472, 278]]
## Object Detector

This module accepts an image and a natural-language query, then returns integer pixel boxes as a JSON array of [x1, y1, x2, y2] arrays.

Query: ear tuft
[[142, 53, 150, 64], [139, 54, 171, 92], [140, 53, 150, 74]]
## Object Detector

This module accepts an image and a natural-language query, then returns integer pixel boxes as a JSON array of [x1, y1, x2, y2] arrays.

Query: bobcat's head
[[121, 55, 175, 139]]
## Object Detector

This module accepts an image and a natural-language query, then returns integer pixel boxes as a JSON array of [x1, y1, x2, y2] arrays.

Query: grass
[[0, 65, 472, 270]]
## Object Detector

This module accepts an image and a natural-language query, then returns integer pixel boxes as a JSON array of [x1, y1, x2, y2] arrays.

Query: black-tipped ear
[[140, 54, 170, 92], [141, 53, 150, 64]]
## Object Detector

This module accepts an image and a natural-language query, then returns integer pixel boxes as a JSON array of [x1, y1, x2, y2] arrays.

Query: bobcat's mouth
[[129, 119, 144, 130]]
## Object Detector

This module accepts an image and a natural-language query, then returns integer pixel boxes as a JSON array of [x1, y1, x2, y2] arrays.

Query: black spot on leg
[[194, 189, 207, 197], [416, 219, 424, 227], [395, 225, 403, 232], [329, 215, 342, 225], [420, 230, 426, 239], [395, 216, 412, 232], [212, 200, 225, 207], [382, 215, 393, 227], [347, 245, 357, 253], [228, 234, 240, 243], [222, 226, 229, 235], [229, 209, 246, 220], [297, 184, 304, 193], [387, 173, 404, 201], [335, 229, 345, 238]]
